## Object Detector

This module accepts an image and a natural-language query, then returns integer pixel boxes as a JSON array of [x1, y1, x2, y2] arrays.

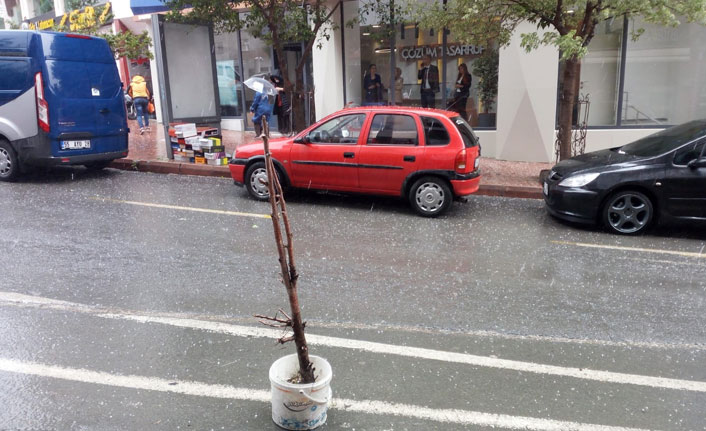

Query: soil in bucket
[[269, 354, 332, 430]]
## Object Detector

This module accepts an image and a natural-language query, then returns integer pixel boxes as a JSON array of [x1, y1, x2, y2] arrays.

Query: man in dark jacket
[[418, 55, 439, 109], [270, 75, 291, 135]]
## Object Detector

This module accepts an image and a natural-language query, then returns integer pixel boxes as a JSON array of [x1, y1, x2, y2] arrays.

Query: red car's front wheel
[[245, 162, 270, 201]]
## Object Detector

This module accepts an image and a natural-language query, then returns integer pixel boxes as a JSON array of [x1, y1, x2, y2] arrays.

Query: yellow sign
[[28, 2, 112, 31]]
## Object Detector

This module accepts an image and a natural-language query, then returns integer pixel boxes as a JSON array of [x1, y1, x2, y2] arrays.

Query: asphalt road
[[0, 167, 704, 430]]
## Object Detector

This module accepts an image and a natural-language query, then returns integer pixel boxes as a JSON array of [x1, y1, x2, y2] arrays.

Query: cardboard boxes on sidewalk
[[169, 123, 229, 166]]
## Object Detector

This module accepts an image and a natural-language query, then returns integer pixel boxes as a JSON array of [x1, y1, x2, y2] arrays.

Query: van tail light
[[65, 33, 92, 39], [455, 149, 470, 174], [35, 72, 50, 133]]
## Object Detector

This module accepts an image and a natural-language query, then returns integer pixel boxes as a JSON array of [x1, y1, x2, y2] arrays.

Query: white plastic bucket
[[269, 354, 332, 430]]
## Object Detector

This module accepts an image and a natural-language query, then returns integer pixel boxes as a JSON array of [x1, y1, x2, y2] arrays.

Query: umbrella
[[243, 76, 278, 96]]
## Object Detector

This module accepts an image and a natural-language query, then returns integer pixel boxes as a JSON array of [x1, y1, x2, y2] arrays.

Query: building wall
[[312, 0, 344, 121], [494, 21, 559, 162]]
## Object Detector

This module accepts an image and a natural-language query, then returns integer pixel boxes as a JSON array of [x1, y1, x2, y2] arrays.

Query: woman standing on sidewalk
[[129, 75, 150, 135]]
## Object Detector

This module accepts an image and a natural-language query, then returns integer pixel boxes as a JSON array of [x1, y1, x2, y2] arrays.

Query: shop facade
[[313, 1, 706, 162], [10, 0, 706, 163]]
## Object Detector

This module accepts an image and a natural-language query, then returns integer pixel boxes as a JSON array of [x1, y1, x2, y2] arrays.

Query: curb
[[475, 184, 543, 200], [110, 158, 543, 200], [110, 158, 230, 178]]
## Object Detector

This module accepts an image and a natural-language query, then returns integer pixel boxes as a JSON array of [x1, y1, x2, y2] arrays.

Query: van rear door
[[40, 33, 127, 156]]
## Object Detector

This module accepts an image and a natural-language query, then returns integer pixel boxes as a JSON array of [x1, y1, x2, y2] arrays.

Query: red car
[[229, 106, 481, 217]]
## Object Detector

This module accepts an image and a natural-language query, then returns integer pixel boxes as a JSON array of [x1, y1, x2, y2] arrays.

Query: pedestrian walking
[[128, 75, 150, 134], [250, 89, 273, 137]]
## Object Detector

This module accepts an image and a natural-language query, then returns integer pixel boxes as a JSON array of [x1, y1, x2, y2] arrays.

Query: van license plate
[[61, 140, 91, 150]]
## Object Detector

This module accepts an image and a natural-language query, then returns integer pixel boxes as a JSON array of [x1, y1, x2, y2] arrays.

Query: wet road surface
[[0, 167, 704, 430]]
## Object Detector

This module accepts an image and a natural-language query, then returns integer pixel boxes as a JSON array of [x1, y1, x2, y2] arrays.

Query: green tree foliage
[[165, 0, 340, 131], [415, 0, 706, 160], [64, 0, 98, 12], [103, 31, 153, 61]]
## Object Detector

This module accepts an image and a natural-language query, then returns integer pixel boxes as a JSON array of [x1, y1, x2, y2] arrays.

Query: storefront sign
[[27, 2, 112, 31], [400, 44, 485, 60]]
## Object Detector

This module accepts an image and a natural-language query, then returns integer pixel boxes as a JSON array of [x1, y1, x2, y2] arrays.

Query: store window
[[622, 18, 706, 126], [580, 18, 623, 126], [240, 14, 274, 127], [561, 17, 706, 128], [214, 31, 244, 118], [342, 0, 498, 128]]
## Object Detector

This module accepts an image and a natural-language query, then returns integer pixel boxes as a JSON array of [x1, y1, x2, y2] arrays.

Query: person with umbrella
[[247, 76, 275, 137]]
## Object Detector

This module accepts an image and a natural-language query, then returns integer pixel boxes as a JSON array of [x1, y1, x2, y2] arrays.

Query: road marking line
[[552, 240, 706, 259], [0, 358, 653, 430], [0, 293, 703, 393], [2, 292, 702, 352], [90, 197, 271, 219]]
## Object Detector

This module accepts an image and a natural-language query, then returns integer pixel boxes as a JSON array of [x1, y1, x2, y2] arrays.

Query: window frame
[[306, 113, 368, 145], [365, 113, 420, 147], [672, 137, 706, 166], [555, 16, 705, 131], [421, 116, 451, 147]]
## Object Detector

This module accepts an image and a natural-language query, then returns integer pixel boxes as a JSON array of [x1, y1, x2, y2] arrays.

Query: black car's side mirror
[[687, 158, 706, 169], [293, 135, 309, 144]]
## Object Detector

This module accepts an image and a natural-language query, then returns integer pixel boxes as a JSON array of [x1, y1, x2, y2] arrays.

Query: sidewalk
[[111, 119, 549, 199]]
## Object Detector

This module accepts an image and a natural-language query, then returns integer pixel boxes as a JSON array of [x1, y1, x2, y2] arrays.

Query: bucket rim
[[269, 354, 332, 391]]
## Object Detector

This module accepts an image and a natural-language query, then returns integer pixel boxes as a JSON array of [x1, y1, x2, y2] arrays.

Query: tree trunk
[[292, 73, 307, 132], [557, 58, 581, 161]]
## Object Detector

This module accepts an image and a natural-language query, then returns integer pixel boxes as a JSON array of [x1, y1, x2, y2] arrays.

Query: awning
[[130, 0, 170, 15]]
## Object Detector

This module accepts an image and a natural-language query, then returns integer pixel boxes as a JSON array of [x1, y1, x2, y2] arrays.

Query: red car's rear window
[[451, 116, 480, 148]]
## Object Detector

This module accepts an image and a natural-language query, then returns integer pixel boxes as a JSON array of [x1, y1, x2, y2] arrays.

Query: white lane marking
[[91, 197, 271, 219], [2, 291, 703, 352], [0, 358, 654, 431], [0, 293, 703, 393], [552, 240, 706, 259]]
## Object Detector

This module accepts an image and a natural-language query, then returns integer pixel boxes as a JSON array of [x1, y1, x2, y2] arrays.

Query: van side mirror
[[687, 158, 706, 169], [293, 135, 309, 144]]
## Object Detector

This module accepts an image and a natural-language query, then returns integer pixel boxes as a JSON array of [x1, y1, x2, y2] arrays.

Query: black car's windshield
[[619, 120, 706, 156]]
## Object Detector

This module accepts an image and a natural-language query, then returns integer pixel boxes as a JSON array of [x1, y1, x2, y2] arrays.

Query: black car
[[544, 119, 706, 234]]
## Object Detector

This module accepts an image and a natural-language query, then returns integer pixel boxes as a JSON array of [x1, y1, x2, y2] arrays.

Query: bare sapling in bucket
[[254, 117, 332, 430]]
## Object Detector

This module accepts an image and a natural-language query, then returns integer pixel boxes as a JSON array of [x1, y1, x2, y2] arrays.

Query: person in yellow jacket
[[128, 75, 151, 134]]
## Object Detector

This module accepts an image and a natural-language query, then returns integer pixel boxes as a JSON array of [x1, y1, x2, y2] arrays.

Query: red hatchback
[[229, 106, 481, 217]]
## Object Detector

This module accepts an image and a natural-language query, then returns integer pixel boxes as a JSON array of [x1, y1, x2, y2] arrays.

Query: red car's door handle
[[343, 152, 355, 158], [403, 155, 415, 162]]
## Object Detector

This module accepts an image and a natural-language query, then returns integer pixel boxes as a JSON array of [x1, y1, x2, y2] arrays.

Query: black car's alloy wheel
[[409, 176, 452, 217], [603, 190, 653, 235], [0, 139, 19, 182]]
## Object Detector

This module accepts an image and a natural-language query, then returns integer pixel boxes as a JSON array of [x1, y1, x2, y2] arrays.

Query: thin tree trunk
[[261, 118, 315, 384], [292, 74, 307, 132], [557, 58, 580, 161]]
